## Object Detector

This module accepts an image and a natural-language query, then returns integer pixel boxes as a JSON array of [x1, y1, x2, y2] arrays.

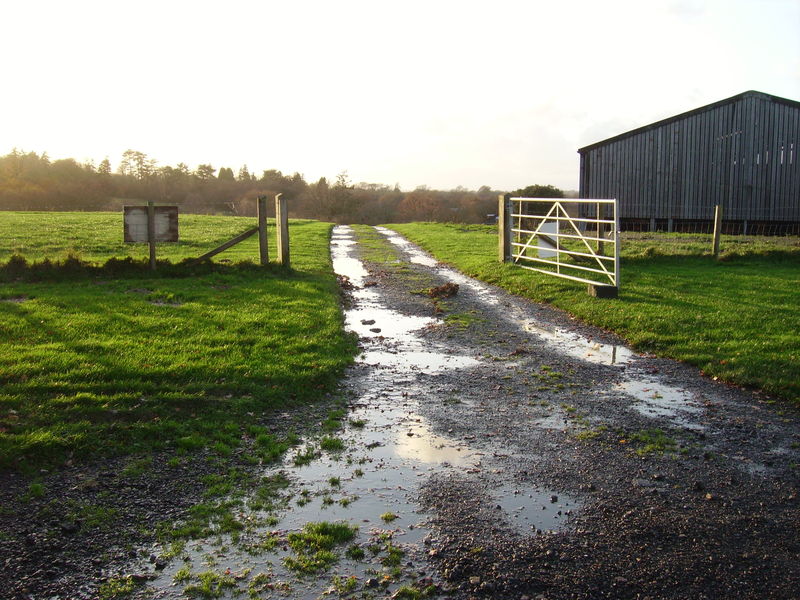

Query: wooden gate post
[[275, 193, 289, 266], [498, 193, 511, 262], [712, 204, 723, 257], [596, 201, 605, 254], [257, 195, 269, 266], [147, 201, 157, 271]]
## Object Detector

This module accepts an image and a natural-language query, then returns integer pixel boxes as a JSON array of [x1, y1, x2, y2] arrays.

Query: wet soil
[[1, 225, 798, 599]]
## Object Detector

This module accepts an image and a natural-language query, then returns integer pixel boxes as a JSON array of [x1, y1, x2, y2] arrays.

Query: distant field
[[0, 212, 356, 471], [388, 223, 800, 404]]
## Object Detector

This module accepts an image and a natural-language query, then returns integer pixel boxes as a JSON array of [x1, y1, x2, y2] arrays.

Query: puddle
[[360, 350, 481, 373], [394, 416, 478, 466], [616, 379, 704, 430], [491, 485, 578, 534], [522, 320, 635, 366], [347, 309, 435, 340]]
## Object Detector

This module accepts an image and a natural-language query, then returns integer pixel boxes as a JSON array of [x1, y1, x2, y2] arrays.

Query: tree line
[[0, 149, 566, 224]]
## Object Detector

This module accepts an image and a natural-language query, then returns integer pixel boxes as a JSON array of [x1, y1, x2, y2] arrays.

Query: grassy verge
[[0, 212, 357, 472], [386, 223, 800, 403]]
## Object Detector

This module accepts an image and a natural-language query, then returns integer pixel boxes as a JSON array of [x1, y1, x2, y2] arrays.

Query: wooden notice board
[[123, 205, 179, 243]]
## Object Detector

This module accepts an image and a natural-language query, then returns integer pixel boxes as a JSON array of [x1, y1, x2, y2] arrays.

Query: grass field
[[388, 223, 800, 404], [0, 211, 283, 263], [0, 212, 357, 472]]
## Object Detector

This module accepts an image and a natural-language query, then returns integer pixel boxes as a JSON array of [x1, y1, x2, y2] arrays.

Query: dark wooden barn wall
[[579, 94, 800, 222]]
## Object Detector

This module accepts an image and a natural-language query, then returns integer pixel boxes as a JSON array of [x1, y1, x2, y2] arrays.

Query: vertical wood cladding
[[578, 91, 800, 222]]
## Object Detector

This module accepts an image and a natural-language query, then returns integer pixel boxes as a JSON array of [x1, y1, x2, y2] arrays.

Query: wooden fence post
[[712, 204, 723, 257], [275, 193, 289, 266], [257, 195, 269, 266], [147, 201, 157, 271], [498, 193, 511, 262]]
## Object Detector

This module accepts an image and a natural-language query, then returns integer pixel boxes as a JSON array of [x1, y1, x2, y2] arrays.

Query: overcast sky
[[2, 0, 799, 191]]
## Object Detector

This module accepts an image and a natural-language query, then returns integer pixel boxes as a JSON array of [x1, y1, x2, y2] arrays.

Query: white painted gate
[[505, 197, 620, 290]]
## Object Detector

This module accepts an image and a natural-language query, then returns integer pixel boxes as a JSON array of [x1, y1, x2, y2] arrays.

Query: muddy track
[[339, 226, 800, 599], [0, 225, 797, 600]]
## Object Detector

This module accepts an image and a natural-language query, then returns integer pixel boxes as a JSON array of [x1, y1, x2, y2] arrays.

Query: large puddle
[[136, 225, 573, 599]]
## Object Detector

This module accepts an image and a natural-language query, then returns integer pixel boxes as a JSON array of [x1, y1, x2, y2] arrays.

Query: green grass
[[627, 428, 678, 455], [98, 575, 138, 599], [349, 224, 401, 264], [320, 436, 345, 452], [387, 223, 800, 403], [183, 570, 237, 599], [0, 212, 357, 472], [284, 521, 358, 575]]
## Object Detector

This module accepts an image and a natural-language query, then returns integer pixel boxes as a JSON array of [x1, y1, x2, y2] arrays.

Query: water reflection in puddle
[[347, 309, 435, 339], [360, 350, 481, 373], [616, 379, 704, 430], [522, 320, 635, 366]]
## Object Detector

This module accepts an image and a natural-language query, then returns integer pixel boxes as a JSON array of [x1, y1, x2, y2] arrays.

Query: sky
[[2, 0, 799, 192]]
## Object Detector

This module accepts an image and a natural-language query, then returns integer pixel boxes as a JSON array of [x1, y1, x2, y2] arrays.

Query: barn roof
[[578, 90, 800, 154]]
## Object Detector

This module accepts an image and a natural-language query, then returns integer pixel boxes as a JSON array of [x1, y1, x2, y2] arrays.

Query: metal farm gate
[[498, 196, 620, 297]]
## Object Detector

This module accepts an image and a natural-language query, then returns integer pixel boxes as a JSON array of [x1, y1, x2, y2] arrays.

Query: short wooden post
[[498, 193, 511, 262], [275, 193, 289, 266], [257, 195, 269, 266], [147, 201, 157, 271], [712, 204, 723, 257]]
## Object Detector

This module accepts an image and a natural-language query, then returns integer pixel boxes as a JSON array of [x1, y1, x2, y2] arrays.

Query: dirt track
[[339, 226, 800, 599]]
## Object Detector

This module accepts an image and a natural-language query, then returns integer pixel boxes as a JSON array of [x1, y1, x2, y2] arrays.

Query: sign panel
[[124, 206, 179, 243], [537, 221, 559, 258]]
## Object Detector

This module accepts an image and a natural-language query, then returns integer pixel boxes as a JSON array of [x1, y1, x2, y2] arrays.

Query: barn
[[578, 91, 800, 234]]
